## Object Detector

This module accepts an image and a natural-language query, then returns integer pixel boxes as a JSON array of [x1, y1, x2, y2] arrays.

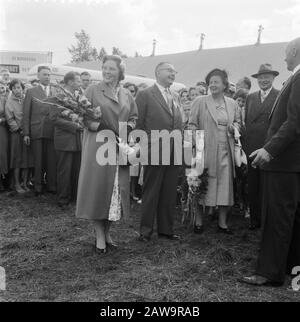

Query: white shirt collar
[[293, 64, 300, 75], [155, 82, 169, 93], [260, 86, 273, 96]]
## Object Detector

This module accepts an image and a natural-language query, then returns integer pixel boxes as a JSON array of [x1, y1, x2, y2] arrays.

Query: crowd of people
[[1, 37, 300, 288]]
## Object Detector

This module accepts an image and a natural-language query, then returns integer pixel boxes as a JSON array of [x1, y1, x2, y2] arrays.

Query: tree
[[134, 51, 140, 58], [98, 47, 107, 61], [112, 47, 128, 58], [68, 29, 98, 63]]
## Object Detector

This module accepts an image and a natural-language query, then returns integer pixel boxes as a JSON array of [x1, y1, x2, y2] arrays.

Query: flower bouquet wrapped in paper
[[181, 130, 209, 225], [33, 83, 102, 128]]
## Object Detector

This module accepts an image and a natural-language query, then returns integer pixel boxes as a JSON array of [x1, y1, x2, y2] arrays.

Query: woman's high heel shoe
[[218, 226, 234, 235], [95, 247, 107, 254], [194, 225, 204, 234]]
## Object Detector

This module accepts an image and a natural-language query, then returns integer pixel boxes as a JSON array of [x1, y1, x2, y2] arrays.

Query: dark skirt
[[0, 125, 8, 175], [9, 132, 34, 169]]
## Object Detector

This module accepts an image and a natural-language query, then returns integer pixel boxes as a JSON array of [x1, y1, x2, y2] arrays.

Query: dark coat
[[263, 71, 300, 172], [22, 85, 56, 139], [244, 88, 279, 156], [135, 84, 183, 165], [49, 109, 82, 152]]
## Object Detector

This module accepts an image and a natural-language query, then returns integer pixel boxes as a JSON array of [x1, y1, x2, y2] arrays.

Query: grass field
[[0, 192, 299, 302]]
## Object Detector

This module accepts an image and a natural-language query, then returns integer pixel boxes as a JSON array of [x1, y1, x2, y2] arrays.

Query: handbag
[[234, 138, 247, 167], [233, 127, 247, 167]]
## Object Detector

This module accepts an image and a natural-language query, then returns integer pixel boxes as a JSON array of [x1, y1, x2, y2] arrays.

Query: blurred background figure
[[236, 76, 252, 94], [195, 81, 208, 96], [0, 80, 10, 99], [234, 88, 248, 129], [30, 79, 40, 87], [179, 88, 191, 126], [224, 82, 236, 98], [5, 79, 34, 193], [80, 71, 91, 93], [188, 87, 198, 102], [1, 69, 11, 86], [123, 82, 138, 98]]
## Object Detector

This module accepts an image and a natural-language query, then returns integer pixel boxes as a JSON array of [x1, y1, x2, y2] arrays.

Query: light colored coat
[[189, 95, 241, 178], [75, 82, 138, 220]]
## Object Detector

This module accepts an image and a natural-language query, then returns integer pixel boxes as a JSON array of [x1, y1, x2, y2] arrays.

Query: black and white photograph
[[0, 0, 300, 306]]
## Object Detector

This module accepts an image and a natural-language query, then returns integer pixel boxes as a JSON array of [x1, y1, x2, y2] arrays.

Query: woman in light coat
[[76, 55, 138, 254], [189, 69, 241, 234]]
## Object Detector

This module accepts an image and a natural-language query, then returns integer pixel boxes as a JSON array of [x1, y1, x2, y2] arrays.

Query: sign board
[[0, 64, 20, 74]]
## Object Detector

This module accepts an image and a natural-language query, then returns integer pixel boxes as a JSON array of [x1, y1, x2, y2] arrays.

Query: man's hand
[[249, 148, 272, 168], [24, 136, 31, 146]]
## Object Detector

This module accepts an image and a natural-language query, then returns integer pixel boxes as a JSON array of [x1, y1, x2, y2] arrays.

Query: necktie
[[164, 88, 173, 114], [43, 85, 49, 97], [261, 91, 267, 103]]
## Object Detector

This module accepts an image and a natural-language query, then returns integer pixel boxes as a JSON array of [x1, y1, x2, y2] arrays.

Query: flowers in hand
[[79, 95, 92, 108], [92, 106, 102, 119]]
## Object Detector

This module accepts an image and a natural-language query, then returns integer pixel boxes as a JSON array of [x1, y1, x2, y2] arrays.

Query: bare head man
[[64, 71, 81, 92], [37, 66, 51, 86], [80, 71, 91, 90], [285, 37, 300, 72], [155, 62, 177, 88]]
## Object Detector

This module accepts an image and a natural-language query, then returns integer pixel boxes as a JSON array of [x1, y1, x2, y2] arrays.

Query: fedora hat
[[251, 63, 279, 78]]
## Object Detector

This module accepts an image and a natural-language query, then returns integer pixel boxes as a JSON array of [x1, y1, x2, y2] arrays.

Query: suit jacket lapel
[[205, 95, 218, 125], [269, 75, 294, 119], [248, 92, 262, 122], [252, 88, 276, 122], [151, 84, 173, 117], [37, 85, 47, 99]]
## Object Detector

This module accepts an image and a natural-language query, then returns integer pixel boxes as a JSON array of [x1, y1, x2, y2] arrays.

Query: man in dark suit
[[241, 38, 300, 286], [50, 72, 83, 208], [23, 66, 57, 195], [244, 64, 280, 230], [136, 62, 183, 241]]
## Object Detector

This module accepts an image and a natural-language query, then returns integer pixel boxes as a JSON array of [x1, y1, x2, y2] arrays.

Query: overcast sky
[[0, 0, 299, 64]]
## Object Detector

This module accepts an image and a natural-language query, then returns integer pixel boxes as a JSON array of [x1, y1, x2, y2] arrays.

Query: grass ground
[[0, 192, 299, 302]]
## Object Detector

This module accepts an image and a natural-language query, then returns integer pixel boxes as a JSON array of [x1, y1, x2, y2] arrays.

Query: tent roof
[[69, 42, 290, 91]]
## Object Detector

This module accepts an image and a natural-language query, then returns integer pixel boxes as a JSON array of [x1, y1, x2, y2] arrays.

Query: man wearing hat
[[244, 64, 280, 230], [240, 37, 300, 287]]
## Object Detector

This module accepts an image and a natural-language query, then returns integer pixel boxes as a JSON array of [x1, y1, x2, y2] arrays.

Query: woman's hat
[[251, 63, 279, 78]]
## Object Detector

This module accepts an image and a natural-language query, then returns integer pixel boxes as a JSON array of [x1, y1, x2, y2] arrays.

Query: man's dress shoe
[[239, 275, 283, 287], [158, 234, 181, 240]]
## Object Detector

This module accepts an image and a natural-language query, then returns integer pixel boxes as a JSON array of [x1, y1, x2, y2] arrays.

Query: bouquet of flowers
[[181, 168, 209, 225], [180, 130, 209, 225], [33, 83, 102, 127]]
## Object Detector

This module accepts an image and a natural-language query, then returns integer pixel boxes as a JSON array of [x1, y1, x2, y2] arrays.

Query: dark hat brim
[[251, 71, 279, 78]]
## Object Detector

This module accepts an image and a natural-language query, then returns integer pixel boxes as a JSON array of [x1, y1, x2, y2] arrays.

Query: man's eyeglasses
[[159, 68, 178, 74]]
